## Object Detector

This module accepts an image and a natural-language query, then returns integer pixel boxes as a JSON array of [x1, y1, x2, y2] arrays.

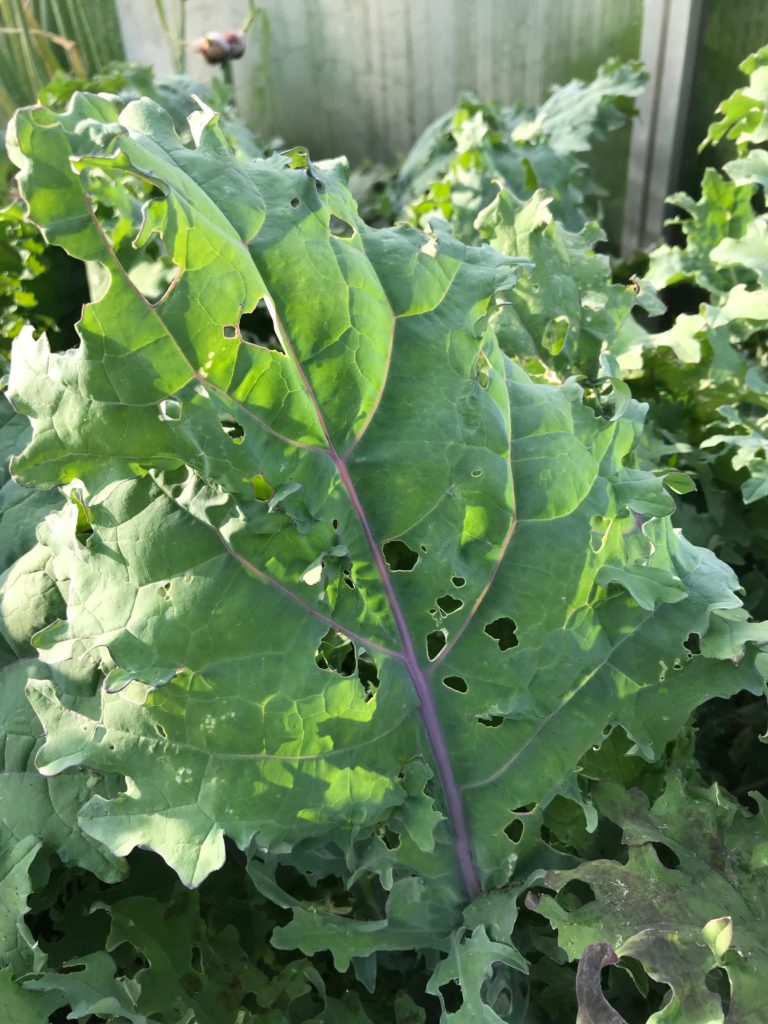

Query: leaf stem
[[333, 457, 481, 899], [268, 304, 481, 898]]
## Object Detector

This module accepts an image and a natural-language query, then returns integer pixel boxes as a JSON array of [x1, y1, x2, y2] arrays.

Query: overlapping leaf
[[0, 395, 124, 1005], [531, 776, 768, 1023]]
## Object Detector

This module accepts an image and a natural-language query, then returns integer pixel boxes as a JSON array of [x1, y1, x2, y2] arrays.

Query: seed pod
[[192, 31, 246, 64]]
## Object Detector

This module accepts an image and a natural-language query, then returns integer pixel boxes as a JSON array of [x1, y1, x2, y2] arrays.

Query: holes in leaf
[[383, 539, 419, 571], [220, 417, 245, 443], [706, 967, 731, 1017], [473, 349, 492, 389], [378, 825, 400, 850], [59, 962, 87, 975], [559, 878, 596, 907], [652, 842, 680, 870], [239, 298, 285, 352], [315, 628, 356, 676], [420, 544, 428, 554], [443, 675, 467, 693], [471, 469, 483, 478], [330, 215, 355, 238], [75, 523, 93, 548], [358, 652, 380, 701], [302, 563, 323, 587], [342, 567, 355, 590], [439, 981, 463, 1013], [124, 230, 177, 306], [504, 820, 523, 843], [290, 196, 300, 208], [513, 802, 537, 814], [478, 714, 503, 727], [156, 581, 171, 600], [484, 617, 518, 651], [155, 723, 167, 739], [436, 594, 463, 615], [159, 398, 182, 422], [426, 630, 447, 661], [251, 474, 274, 501], [452, 576, 466, 588], [332, 518, 339, 530], [684, 632, 701, 656]]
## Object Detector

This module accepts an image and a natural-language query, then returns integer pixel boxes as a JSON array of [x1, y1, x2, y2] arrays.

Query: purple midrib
[[272, 309, 481, 900], [334, 458, 481, 899]]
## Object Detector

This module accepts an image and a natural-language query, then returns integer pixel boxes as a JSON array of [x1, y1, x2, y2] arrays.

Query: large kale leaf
[[2, 93, 763, 1014]]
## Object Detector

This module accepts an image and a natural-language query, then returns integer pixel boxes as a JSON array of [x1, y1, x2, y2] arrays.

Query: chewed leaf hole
[[652, 842, 680, 870], [443, 675, 467, 693], [290, 196, 300, 208], [426, 630, 447, 661], [479, 714, 503, 727], [330, 215, 355, 239], [315, 628, 356, 677], [504, 820, 523, 843], [560, 878, 596, 904], [705, 967, 731, 1017], [484, 617, 518, 651], [155, 723, 167, 738], [75, 523, 93, 548], [439, 981, 463, 1013], [223, 324, 238, 339], [436, 594, 463, 615], [451, 576, 466, 588], [684, 632, 701, 656], [159, 398, 182, 422], [59, 963, 87, 975], [239, 298, 285, 352], [383, 539, 419, 571], [358, 653, 380, 701], [220, 418, 245, 443], [378, 825, 400, 850], [473, 349, 492, 390], [251, 474, 274, 501], [513, 802, 537, 814]]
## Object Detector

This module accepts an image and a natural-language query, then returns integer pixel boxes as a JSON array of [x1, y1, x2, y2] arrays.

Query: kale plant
[[395, 58, 646, 242], [0, 53, 766, 1024]]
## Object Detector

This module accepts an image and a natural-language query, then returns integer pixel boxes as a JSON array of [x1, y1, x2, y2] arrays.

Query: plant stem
[[221, 56, 234, 100], [153, 0, 181, 73]]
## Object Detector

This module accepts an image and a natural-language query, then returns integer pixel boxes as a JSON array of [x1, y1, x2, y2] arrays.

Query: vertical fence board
[[679, 0, 768, 192], [117, 0, 643, 239], [117, 0, 643, 161]]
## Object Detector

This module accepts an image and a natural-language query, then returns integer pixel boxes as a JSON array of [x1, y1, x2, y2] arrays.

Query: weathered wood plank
[[119, 0, 643, 162]]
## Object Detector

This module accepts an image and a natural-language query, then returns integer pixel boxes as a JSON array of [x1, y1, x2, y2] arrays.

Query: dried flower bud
[[192, 31, 246, 64]]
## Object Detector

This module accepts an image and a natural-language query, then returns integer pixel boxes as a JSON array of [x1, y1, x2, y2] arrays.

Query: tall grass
[[0, 0, 124, 121]]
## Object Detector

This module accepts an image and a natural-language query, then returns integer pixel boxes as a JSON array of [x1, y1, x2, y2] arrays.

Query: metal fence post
[[622, 0, 706, 255]]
